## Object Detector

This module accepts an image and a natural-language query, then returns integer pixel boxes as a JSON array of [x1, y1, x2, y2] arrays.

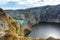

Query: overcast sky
[[0, 0, 60, 9]]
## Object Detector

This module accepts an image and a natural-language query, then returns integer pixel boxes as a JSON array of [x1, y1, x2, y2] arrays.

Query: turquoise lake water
[[16, 20, 25, 24]]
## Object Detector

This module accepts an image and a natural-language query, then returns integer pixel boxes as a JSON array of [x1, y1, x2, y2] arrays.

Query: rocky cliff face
[[0, 8, 32, 40]]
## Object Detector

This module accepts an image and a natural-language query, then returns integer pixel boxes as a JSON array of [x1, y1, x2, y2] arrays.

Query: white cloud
[[12, 0, 60, 7], [0, 0, 60, 9]]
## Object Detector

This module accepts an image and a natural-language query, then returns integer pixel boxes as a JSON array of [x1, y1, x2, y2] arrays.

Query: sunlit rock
[[0, 8, 33, 40], [0, 8, 24, 40]]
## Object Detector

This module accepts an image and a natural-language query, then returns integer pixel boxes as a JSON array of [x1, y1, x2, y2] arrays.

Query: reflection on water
[[29, 22, 60, 38]]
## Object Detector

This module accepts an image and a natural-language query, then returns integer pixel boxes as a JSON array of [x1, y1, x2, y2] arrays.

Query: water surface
[[29, 22, 60, 38]]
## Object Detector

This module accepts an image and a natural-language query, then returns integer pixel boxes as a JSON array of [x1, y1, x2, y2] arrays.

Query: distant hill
[[4, 5, 60, 26]]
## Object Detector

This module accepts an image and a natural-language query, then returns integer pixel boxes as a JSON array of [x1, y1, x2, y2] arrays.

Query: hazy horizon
[[0, 0, 60, 10]]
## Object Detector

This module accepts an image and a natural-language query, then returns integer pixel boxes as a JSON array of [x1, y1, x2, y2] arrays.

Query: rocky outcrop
[[0, 8, 32, 40], [0, 8, 21, 40]]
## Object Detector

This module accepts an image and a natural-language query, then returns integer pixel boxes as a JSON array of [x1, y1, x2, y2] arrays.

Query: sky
[[0, 0, 60, 9]]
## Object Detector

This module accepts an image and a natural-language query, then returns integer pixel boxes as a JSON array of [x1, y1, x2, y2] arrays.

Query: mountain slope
[[4, 5, 60, 26]]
